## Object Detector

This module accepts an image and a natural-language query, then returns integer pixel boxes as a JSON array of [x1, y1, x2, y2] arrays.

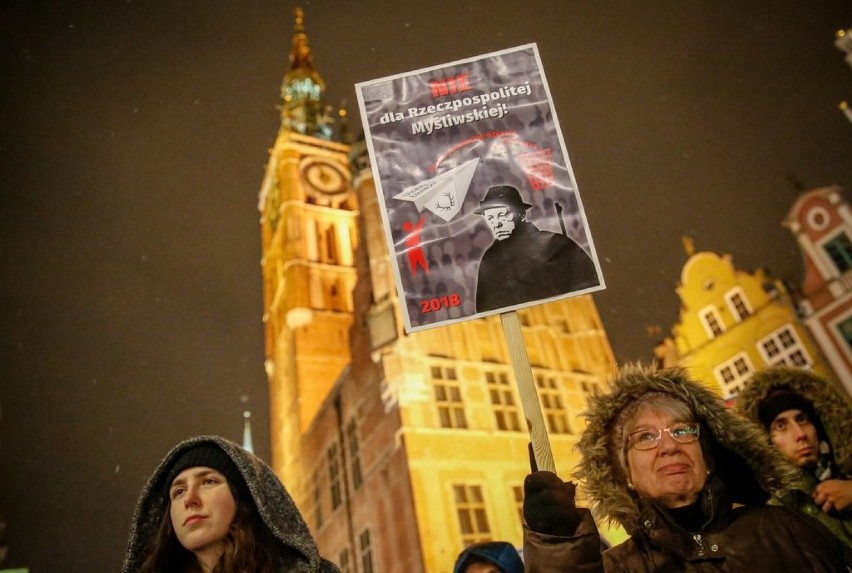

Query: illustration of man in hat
[[474, 184, 598, 313]]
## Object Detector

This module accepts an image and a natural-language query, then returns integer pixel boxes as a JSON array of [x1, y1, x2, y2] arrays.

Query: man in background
[[738, 366, 852, 548]]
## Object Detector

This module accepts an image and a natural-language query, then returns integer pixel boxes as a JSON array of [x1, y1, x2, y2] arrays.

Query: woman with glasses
[[522, 364, 851, 572]]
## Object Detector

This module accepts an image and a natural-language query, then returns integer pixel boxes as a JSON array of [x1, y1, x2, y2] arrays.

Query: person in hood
[[474, 184, 599, 313], [737, 366, 852, 548], [452, 541, 524, 573], [522, 364, 852, 572], [122, 435, 339, 573]]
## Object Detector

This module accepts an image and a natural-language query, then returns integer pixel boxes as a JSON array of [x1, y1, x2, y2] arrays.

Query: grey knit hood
[[574, 365, 799, 535], [121, 435, 339, 573], [737, 366, 852, 476]]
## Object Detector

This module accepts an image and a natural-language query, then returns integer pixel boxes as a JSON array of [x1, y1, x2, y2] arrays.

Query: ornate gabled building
[[654, 239, 836, 400], [783, 185, 852, 393], [258, 11, 621, 572]]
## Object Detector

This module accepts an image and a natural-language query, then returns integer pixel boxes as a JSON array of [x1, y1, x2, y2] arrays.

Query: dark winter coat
[[121, 435, 339, 573], [737, 366, 852, 549], [475, 220, 598, 312], [523, 365, 852, 572]]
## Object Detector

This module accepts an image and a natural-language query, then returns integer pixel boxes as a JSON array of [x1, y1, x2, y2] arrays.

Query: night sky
[[2, 1, 851, 570]]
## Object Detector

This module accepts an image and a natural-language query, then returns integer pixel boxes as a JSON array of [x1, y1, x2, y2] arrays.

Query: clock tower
[[258, 8, 357, 491]]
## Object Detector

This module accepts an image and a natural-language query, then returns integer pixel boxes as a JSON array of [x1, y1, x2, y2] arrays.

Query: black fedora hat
[[475, 185, 532, 214]]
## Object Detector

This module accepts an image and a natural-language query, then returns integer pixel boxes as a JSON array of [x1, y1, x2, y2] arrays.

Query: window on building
[[312, 468, 322, 529], [349, 225, 358, 257], [714, 352, 753, 399], [338, 548, 351, 573], [787, 349, 809, 368], [328, 279, 344, 312], [699, 306, 725, 338], [485, 370, 521, 432], [512, 485, 524, 527], [724, 288, 752, 321], [346, 419, 363, 490], [432, 365, 467, 429], [535, 374, 571, 434], [763, 338, 779, 359], [837, 316, 852, 350], [823, 232, 852, 273], [327, 442, 342, 510], [758, 325, 811, 369], [359, 528, 375, 573], [453, 484, 491, 546], [326, 225, 338, 264]]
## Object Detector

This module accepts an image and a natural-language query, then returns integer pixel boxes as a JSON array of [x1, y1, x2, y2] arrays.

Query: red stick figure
[[402, 216, 429, 277]]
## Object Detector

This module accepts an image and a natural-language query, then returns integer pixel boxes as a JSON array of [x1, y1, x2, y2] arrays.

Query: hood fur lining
[[573, 364, 799, 534]]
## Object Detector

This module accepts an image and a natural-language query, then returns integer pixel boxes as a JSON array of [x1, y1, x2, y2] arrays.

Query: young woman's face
[[169, 466, 237, 565], [625, 406, 708, 508]]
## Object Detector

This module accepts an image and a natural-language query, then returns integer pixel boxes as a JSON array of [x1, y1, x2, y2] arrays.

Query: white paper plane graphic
[[393, 157, 479, 222]]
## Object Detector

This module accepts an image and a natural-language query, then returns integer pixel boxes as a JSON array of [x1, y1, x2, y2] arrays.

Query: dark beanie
[[163, 444, 245, 498], [453, 541, 523, 573], [757, 388, 819, 429]]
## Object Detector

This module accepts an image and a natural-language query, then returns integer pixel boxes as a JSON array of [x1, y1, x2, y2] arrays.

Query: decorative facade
[[783, 185, 852, 394], [655, 241, 837, 400], [258, 11, 622, 573]]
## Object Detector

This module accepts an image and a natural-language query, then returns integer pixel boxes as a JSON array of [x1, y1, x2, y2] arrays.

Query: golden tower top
[[280, 8, 333, 139]]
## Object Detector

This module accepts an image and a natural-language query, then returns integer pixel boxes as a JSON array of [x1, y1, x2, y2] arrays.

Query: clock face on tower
[[299, 158, 349, 197]]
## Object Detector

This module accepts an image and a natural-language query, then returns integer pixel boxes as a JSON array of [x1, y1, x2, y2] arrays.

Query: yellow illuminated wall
[[667, 250, 834, 398]]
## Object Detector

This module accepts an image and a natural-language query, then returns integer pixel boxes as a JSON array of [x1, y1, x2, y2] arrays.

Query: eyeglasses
[[627, 422, 700, 451]]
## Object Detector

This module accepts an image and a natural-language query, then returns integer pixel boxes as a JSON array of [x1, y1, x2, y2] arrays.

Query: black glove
[[523, 470, 583, 536]]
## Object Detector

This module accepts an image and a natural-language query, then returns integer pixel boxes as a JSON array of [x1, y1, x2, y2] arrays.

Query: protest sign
[[356, 43, 604, 332]]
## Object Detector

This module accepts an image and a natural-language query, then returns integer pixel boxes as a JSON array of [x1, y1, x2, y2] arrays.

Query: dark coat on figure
[[121, 435, 339, 573], [475, 221, 598, 312], [523, 365, 852, 572]]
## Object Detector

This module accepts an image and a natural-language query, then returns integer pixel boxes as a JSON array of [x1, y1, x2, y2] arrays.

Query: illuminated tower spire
[[242, 410, 254, 453], [281, 8, 332, 139]]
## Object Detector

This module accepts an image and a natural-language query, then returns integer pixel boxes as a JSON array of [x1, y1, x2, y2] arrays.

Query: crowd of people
[[522, 364, 851, 572], [121, 365, 851, 572]]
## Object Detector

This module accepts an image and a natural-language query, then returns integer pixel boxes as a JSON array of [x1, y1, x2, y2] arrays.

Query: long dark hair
[[137, 482, 281, 573]]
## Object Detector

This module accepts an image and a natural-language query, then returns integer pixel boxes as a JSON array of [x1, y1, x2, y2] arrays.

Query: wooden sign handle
[[501, 310, 556, 473]]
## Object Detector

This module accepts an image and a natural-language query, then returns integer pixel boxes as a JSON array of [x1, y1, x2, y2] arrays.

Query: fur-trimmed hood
[[574, 365, 799, 535], [122, 435, 339, 573], [737, 366, 852, 475]]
